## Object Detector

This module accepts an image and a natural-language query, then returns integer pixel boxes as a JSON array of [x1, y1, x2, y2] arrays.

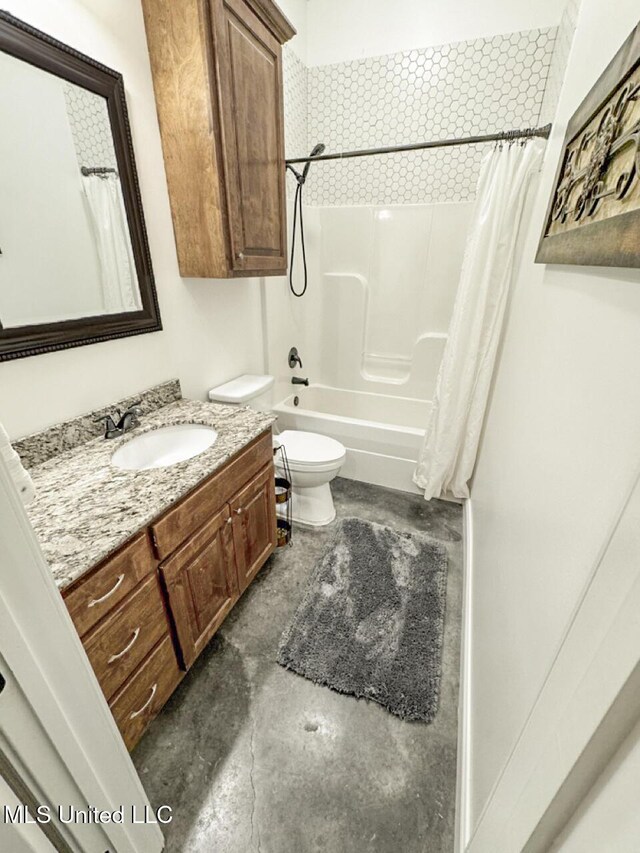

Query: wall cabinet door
[[160, 505, 238, 669], [141, 0, 294, 278], [230, 464, 277, 592], [211, 0, 288, 274]]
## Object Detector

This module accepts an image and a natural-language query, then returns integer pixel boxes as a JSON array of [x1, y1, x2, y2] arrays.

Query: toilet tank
[[208, 374, 275, 412]]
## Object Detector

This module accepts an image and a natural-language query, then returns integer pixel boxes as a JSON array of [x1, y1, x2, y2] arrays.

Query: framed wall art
[[536, 22, 640, 267]]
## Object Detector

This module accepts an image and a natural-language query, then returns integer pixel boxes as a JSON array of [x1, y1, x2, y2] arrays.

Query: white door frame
[[0, 455, 164, 852]]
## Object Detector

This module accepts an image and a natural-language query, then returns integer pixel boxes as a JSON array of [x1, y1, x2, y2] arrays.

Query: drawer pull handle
[[130, 683, 157, 719], [108, 628, 140, 663], [88, 574, 125, 608], [226, 517, 233, 525], [235, 508, 243, 515]]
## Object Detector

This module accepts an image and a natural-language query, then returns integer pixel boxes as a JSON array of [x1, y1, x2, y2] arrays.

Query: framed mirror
[[0, 11, 161, 361]]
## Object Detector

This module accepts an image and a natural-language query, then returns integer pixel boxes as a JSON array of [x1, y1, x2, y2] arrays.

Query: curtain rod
[[285, 123, 552, 165], [81, 166, 117, 176]]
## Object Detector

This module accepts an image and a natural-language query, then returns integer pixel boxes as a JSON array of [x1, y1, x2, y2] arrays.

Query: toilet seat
[[275, 430, 345, 472]]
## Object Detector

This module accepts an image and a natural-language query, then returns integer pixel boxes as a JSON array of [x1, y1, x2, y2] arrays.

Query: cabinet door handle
[[226, 517, 233, 525], [108, 627, 140, 663], [235, 508, 243, 515], [88, 574, 125, 608], [236, 251, 245, 261], [130, 683, 157, 719]]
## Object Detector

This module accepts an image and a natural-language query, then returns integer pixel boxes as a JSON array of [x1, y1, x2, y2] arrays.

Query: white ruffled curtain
[[82, 174, 142, 314], [414, 137, 545, 500]]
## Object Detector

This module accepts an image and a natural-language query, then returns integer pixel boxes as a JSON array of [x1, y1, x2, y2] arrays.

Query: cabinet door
[[211, 0, 287, 274], [159, 505, 238, 669], [230, 463, 277, 593]]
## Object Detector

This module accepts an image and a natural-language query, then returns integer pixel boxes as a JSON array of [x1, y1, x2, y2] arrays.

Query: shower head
[[302, 142, 326, 181]]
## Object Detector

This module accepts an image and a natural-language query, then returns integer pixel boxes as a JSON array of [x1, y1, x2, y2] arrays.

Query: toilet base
[[290, 483, 336, 528]]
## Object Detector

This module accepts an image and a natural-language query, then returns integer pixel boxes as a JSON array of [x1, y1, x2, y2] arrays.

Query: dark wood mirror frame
[[0, 11, 162, 361]]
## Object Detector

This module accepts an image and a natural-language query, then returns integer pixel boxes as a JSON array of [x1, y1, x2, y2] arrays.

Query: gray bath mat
[[277, 517, 448, 722]]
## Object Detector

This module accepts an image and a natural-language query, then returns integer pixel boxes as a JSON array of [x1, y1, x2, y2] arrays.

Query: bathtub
[[272, 384, 429, 494]]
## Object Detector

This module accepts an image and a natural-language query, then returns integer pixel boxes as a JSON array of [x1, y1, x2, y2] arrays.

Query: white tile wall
[[283, 46, 308, 199], [283, 27, 559, 205], [63, 82, 117, 170], [539, 0, 582, 124]]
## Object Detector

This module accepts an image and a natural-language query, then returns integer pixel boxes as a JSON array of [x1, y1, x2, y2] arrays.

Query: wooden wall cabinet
[[141, 0, 295, 278], [63, 430, 276, 749]]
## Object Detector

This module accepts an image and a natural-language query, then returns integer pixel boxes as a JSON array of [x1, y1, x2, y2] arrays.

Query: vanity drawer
[[83, 573, 169, 701], [64, 532, 155, 637], [110, 635, 182, 751], [150, 429, 273, 559]]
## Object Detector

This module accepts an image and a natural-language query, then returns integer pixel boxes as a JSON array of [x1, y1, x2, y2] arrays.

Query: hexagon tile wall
[[63, 81, 118, 171], [283, 46, 309, 200], [540, 0, 581, 126], [284, 26, 559, 206]]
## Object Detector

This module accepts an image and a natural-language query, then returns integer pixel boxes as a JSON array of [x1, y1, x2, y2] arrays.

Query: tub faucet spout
[[291, 377, 309, 387]]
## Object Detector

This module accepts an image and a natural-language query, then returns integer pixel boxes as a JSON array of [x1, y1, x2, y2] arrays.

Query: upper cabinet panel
[[213, 0, 287, 272], [142, 0, 294, 279]]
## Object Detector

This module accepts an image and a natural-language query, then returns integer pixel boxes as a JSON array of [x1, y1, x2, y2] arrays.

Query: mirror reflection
[[0, 52, 142, 329]]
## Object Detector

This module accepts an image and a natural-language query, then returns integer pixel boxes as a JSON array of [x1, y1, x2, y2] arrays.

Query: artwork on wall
[[536, 22, 640, 267]]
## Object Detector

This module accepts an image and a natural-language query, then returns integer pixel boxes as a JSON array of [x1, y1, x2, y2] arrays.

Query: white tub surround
[[274, 385, 428, 494]]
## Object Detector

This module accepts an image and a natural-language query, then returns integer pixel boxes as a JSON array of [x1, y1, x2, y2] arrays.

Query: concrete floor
[[133, 478, 463, 853]]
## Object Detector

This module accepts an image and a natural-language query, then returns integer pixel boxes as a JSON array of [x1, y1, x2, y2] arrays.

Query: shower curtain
[[414, 137, 545, 500], [82, 174, 142, 314]]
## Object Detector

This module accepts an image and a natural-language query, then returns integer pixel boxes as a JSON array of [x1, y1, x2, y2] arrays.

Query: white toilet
[[208, 374, 346, 527], [273, 430, 345, 527]]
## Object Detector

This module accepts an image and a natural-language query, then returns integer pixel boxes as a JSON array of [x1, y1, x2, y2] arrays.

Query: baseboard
[[455, 497, 474, 853]]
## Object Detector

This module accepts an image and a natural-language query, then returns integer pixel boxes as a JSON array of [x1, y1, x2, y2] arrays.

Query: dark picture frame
[[536, 21, 640, 267], [0, 11, 161, 361]]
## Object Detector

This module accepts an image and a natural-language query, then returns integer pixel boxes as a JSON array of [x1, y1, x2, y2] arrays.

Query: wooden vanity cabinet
[[160, 460, 277, 668], [64, 531, 153, 638], [141, 0, 295, 278], [63, 429, 276, 750], [230, 463, 278, 592], [160, 505, 238, 669], [62, 532, 182, 751]]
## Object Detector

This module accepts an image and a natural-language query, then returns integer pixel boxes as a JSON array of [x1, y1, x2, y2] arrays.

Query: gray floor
[[133, 478, 463, 853]]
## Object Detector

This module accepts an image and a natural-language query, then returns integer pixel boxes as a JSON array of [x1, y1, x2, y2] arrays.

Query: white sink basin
[[111, 424, 218, 471]]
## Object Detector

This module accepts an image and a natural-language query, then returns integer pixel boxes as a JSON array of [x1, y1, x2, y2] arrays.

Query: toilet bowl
[[274, 430, 345, 527], [208, 374, 346, 528]]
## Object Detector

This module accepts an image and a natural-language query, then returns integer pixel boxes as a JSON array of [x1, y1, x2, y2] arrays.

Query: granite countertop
[[26, 400, 276, 591]]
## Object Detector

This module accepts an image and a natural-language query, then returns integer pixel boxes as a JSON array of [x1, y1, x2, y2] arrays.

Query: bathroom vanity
[[18, 386, 277, 750]]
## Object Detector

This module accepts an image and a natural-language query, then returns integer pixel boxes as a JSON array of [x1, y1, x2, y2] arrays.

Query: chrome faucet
[[94, 402, 143, 439]]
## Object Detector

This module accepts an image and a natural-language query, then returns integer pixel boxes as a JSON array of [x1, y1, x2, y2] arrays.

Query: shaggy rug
[[277, 517, 448, 722]]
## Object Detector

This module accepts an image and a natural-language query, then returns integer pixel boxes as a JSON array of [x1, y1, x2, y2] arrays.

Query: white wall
[[306, 0, 563, 66], [467, 0, 640, 837], [277, 0, 308, 63], [0, 0, 265, 440]]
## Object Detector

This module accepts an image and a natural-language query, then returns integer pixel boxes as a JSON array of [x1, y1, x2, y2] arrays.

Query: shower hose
[[289, 175, 307, 297]]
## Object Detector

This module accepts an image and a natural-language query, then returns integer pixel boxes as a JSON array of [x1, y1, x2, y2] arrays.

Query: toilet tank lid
[[208, 374, 274, 403]]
